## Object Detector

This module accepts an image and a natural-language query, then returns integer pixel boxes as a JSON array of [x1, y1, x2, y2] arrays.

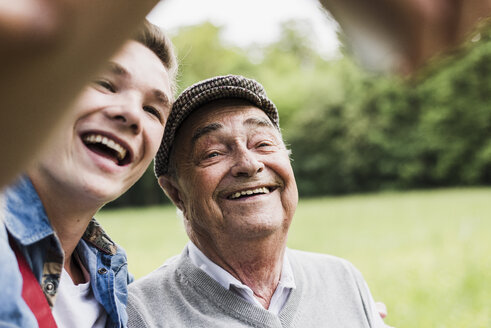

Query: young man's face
[[30, 41, 172, 204]]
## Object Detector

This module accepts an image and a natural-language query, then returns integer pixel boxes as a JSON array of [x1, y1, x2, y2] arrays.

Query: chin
[[229, 217, 284, 239], [81, 179, 124, 204]]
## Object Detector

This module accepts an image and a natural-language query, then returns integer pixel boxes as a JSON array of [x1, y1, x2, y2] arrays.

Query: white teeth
[[83, 134, 127, 161], [107, 139, 116, 149], [229, 187, 270, 199]]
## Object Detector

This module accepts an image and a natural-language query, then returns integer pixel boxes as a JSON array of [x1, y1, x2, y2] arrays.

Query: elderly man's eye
[[256, 141, 275, 148], [202, 149, 225, 160]]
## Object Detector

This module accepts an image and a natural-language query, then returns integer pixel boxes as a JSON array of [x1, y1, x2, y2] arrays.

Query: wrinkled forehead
[[177, 100, 276, 143]]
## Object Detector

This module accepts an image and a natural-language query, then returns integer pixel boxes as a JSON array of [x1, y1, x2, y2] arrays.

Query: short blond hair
[[133, 20, 178, 97]]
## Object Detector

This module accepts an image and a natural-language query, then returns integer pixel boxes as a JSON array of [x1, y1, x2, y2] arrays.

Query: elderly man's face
[[164, 101, 298, 243]]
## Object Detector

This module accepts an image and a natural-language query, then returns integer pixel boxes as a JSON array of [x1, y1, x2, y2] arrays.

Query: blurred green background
[[111, 20, 491, 207], [101, 20, 491, 328], [99, 189, 490, 328]]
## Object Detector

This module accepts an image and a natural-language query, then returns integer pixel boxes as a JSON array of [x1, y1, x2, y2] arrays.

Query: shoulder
[[287, 248, 357, 272], [287, 249, 387, 327], [287, 248, 367, 287], [129, 253, 182, 298], [127, 254, 183, 327]]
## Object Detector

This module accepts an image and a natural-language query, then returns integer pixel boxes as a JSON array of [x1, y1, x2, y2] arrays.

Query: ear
[[158, 175, 184, 210]]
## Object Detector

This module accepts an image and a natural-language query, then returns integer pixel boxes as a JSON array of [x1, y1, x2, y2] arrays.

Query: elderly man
[[127, 75, 386, 328]]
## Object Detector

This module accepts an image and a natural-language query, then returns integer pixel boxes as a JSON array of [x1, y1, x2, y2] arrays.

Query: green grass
[[97, 188, 491, 328]]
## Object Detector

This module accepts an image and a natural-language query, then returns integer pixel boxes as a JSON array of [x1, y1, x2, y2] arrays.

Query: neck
[[28, 172, 102, 284], [193, 232, 288, 309]]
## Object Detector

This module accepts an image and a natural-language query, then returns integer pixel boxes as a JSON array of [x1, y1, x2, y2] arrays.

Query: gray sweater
[[128, 246, 386, 328]]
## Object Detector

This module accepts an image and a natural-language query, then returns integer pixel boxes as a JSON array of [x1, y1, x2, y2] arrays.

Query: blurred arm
[[0, 0, 160, 188], [319, 0, 491, 73]]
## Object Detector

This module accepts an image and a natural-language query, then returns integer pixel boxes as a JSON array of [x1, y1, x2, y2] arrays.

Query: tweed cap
[[155, 75, 280, 176]]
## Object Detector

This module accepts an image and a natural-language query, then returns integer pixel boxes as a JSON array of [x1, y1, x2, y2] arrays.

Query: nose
[[105, 94, 142, 134], [230, 147, 264, 178]]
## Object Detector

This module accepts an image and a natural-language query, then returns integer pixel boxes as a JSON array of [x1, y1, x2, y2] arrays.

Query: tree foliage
[[108, 20, 491, 207], [290, 25, 491, 195]]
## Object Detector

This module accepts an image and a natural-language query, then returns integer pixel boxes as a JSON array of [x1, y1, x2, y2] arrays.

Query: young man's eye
[[143, 105, 162, 122], [97, 81, 115, 92], [95, 80, 116, 93]]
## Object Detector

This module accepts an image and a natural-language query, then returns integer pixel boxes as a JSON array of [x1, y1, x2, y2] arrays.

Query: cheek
[[184, 188, 222, 238], [285, 170, 298, 207], [189, 173, 216, 203], [184, 173, 222, 216], [283, 184, 298, 211], [70, 88, 106, 119], [272, 157, 298, 209], [271, 156, 295, 183], [143, 123, 165, 157]]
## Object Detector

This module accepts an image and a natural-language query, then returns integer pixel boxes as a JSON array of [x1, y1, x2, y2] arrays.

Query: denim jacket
[[0, 176, 133, 327]]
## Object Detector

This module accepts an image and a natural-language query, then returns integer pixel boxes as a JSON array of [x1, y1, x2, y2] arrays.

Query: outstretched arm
[[0, 0, 160, 188], [319, 0, 491, 74]]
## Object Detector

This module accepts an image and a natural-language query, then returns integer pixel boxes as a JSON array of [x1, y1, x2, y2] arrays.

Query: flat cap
[[154, 75, 280, 176]]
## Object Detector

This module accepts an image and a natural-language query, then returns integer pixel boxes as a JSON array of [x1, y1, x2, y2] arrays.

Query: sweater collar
[[187, 241, 296, 313]]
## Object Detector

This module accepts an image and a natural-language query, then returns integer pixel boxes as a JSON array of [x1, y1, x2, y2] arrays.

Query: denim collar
[[4, 176, 116, 255], [4, 176, 54, 245]]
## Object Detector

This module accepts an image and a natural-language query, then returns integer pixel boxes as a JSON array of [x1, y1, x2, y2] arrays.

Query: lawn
[[97, 188, 491, 328]]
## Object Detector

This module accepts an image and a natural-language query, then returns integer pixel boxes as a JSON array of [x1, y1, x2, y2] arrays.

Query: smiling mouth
[[228, 186, 277, 200], [82, 133, 131, 166]]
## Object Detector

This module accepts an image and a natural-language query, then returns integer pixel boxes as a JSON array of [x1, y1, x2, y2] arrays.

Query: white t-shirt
[[52, 255, 107, 328]]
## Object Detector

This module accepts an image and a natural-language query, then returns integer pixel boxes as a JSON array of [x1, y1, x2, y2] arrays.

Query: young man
[[0, 0, 162, 189], [0, 22, 177, 328], [128, 75, 387, 327]]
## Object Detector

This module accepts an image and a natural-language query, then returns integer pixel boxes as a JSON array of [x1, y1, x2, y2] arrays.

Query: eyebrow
[[244, 117, 275, 129], [108, 62, 129, 77], [153, 89, 171, 108], [190, 115, 274, 145], [107, 61, 170, 107], [191, 123, 223, 144]]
